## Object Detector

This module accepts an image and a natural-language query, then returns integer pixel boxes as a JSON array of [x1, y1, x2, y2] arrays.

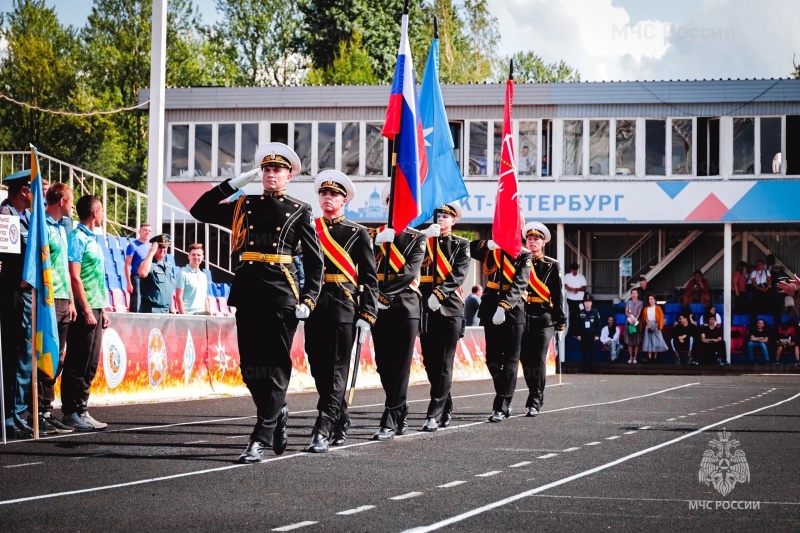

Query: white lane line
[[622, 431, 636, 435], [184, 440, 208, 444], [401, 391, 800, 533], [561, 447, 581, 452], [272, 521, 317, 531], [605, 436, 620, 440], [530, 383, 699, 416], [438, 481, 467, 488], [509, 461, 532, 468], [688, 413, 697, 416], [537, 453, 558, 459], [337, 505, 375, 515], [584, 442, 601, 446], [73, 454, 107, 460], [390, 492, 423, 501], [4, 462, 42, 468], [665, 418, 676, 421], [476, 471, 502, 477], [638, 426, 651, 430], [225, 435, 248, 439], [678, 415, 687, 418]]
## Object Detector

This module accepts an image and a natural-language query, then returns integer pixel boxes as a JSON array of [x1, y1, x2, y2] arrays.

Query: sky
[[14, 0, 800, 81]]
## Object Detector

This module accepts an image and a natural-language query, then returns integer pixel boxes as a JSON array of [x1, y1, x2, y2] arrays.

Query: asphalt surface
[[1, 374, 799, 532]]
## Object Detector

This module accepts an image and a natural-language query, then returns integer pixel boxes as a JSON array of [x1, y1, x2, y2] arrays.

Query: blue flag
[[408, 37, 468, 228], [22, 145, 60, 379]]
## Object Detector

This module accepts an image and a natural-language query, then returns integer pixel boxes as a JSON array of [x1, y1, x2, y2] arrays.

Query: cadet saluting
[[419, 203, 470, 432], [190, 143, 323, 463], [520, 222, 565, 418], [304, 170, 378, 453], [470, 235, 532, 422]]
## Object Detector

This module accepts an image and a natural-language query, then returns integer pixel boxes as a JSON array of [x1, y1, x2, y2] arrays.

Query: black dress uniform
[[577, 301, 602, 373], [371, 226, 426, 438], [305, 214, 378, 447], [470, 241, 532, 420], [420, 230, 470, 428], [521, 253, 566, 414], [190, 179, 323, 450]]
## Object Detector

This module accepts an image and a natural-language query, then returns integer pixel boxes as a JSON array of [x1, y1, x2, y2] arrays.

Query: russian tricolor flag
[[382, 7, 428, 232]]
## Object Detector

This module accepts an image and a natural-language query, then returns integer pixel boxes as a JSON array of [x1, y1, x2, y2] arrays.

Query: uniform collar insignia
[[440, 231, 452, 238], [262, 190, 286, 198]]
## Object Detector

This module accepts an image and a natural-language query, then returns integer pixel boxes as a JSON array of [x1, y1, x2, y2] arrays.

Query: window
[[671, 119, 692, 175], [787, 116, 800, 175], [697, 117, 719, 176], [218, 123, 235, 177], [241, 123, 259, 172], [733, 117, 754, 174], [469, 121, 488, 175], [270, 123, 288, 144], [293, 123, 311, 175], [563, 120, 583, 176], [365, 123, 383, 176], [760, 117, 781, 174], [194, 124, 212, 177], [342, 122, 360, 175], [518, 121, 537, 176], [170, 124, 189, 178], [318, 122, 336, 172], [615, 120, 635, 175], [645, 119, 666, 175], [589, 120, 609, 175], [449, 122, 463, 174], [493, 121, 503, 175], [542, 120, 553, 177]]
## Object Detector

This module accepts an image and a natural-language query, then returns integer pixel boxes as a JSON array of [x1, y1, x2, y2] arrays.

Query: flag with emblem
[[408, 30, 468, 228], [22, 145, 60, 379], [492, 68, 522, 257], [382, 4, 428, 232]]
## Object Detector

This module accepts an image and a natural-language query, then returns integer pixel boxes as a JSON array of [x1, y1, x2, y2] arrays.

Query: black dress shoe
[[238, 440, 268, 463], [421, 418, 439, 432], [488, 410, 505, 423], [330, 420, 349, 447], [397, 417, 409, 436], [372, 426, 395, 441], [306, 433, 329, 453], [273, 407, 289, 455]]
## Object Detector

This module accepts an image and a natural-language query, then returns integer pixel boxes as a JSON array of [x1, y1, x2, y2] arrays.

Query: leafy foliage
[[504, 50, 581, 83]]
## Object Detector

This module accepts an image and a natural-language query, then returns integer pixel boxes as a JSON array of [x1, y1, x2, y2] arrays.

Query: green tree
[[504, 50, 581, 83], [419, 0, 473, 83], [460, 0, 499, 82], [306, 31, 378, 85]]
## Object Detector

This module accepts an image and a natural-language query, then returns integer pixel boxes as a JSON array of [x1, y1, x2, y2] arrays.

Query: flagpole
[[30, 286, 39, 439], [430, 18, 442, 306], [0, 315, 6, 444]]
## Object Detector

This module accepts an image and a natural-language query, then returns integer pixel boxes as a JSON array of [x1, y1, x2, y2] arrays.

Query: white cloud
[[489, 0, 800, 81]]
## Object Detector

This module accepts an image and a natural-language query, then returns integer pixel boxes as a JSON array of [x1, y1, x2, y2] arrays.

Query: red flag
[[492, 78, 522, 257]]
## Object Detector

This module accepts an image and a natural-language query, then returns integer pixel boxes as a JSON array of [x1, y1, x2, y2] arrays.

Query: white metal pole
[[146, 0, 167, 233]]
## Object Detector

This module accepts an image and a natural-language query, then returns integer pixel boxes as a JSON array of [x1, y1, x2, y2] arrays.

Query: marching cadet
[[190, 143, 323, 463], [371, 185, 426, 441], [520, 222, 565, 418], [304, 170, 378, 453], [137, 233, 176, 314], [470, 234, 532, 422], [419, 203, 470, 432]]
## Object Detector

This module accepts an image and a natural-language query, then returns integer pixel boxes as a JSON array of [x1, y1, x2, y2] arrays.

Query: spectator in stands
[[624, 288, 643, 364], [682, 269, 711, 307], [698, 315, 727, 365], [671, 313, 695, 365], [176, 243, 209, 315], [642, 293, 668, 362], [464, 284, 482, 327], [732, 261, 748, 313], [746, 318, 771, 365], [576, 294, 601, 372], [600, 315, 622, 362], [775, 324, 799, 366], [62, 194, 110, 431], [563, 262, 587, 337], [698, 305, 721, 327], [137, 234, 176, 314], [749, 259, 771, 322], [632, 275, 648, 301], [124, 223, 152, 312]]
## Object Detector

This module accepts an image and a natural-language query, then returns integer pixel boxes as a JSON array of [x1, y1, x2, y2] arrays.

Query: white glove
[[374, 228, 396, 245], [228, 168, 260, 190], [492, 307, 506, 325], [423, 224, 441, 239], [295, 303, 311, 319], [377, 302, 390, 310], [487, 239, 499, 250], [427, 293, 441, 312], [355, 319, 371, 344]]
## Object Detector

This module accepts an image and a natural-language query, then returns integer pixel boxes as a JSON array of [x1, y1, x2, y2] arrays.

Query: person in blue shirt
[[124, 223, 152, 312]]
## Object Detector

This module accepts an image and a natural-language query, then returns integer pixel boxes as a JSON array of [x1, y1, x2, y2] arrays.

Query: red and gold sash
[[426, 237, 454, 283], [316, 218, 357, 286], [528, 266, 551, 302], [376, 224, 407, 274], [495, 249, 516, 285]]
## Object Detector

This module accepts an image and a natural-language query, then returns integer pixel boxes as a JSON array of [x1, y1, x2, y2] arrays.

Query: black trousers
[[579, 335, 596, 372], [483, 317, 524, 414], [129, 274, 141, 313], [38, 299, 70, 413], [698, 341, 726, 365], [0, 288, 24, 422], [420, 313, 460, 420], [566, 299, 582, 335], [236, 305, 298, 444], [520, 315, 554, 410], [304, 312, 354, 436], [61, 309, 104, 416], [372, 305, 418, 430]]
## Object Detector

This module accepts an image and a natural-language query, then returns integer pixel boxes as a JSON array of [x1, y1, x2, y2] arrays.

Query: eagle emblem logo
[[698, 429, 750, 497]]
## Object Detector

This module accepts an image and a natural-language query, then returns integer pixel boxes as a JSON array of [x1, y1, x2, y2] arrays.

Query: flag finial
[[509, 59, 514, 82], [403, 0, 409, 15], [433, 16, 439, 39]]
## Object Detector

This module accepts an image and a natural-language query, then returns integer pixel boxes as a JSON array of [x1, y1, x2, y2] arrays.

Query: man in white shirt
[[176, 243, 210, 315], [563, 262, 587, 336]]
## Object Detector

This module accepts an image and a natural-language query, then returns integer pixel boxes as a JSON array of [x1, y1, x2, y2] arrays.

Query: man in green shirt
[[62, 195, 110, 432]]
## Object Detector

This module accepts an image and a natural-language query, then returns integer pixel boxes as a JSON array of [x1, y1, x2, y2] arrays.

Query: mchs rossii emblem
[[698, 429, 750, 497]]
